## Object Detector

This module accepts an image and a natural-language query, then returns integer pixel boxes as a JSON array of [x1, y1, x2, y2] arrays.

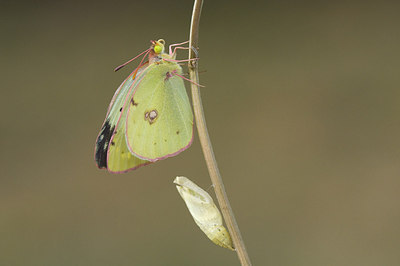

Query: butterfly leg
[[171, 70, 205, 87], [168, 40, 189, 55], [163, 57, 199, 63], [170, 46, 200, 60]]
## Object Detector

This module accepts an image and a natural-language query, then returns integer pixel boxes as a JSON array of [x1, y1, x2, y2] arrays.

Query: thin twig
[[187, 1, 252, 265]]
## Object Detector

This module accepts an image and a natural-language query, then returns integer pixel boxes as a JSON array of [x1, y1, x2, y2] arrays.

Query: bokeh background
[[1, 0, 400, 265]]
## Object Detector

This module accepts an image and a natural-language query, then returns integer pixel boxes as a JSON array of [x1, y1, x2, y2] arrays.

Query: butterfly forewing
[[95, 65, 150, 171]]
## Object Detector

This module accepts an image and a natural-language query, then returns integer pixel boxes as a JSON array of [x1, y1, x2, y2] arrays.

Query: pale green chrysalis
[[174, 176, 234, 250]]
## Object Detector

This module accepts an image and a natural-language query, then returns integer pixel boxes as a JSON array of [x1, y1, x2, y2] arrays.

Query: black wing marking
[[95, 120, 115, 169]]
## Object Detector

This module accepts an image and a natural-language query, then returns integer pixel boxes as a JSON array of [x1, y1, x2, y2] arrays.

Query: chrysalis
[[174, 176, 234, 250]]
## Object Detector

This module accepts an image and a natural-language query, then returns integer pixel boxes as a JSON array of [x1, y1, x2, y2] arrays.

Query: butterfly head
[[149, 39, 166, 63], [151, 39, 165, 55]]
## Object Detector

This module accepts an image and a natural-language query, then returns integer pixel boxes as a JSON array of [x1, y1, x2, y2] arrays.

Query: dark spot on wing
[[95, 120, 115, 169], [144, 109, 158, 124], [111, 141, 115, 146], [176, 130, 180, 135], [119, 107, 122, 112], [165, 71, 173, 81], [131, 98, 138, 106]]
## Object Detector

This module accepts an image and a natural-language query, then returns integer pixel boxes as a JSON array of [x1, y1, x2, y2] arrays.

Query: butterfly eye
[[154, 45, 163, 54]]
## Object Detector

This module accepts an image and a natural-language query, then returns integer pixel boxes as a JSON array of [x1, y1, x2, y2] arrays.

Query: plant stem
[[188, 1, 252, 265]]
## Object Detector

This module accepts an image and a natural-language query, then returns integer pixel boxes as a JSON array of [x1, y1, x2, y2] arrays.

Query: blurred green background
[[1, 0, 400, 265]]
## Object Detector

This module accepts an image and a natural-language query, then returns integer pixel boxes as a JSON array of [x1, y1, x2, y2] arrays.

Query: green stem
[[188, 1, 252, 265]]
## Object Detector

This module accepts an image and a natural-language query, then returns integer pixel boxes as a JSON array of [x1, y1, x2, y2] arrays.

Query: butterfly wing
[[125, 61, 193, 161], [106, 121, 151, 173], [95, 65, 151, 172]]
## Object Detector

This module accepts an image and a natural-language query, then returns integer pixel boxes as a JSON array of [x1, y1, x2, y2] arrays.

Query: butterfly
[[95, 39, 194, 173]]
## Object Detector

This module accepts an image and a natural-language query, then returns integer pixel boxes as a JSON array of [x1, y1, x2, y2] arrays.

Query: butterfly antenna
[[114, 48, 151, 72], [131, 50, 150, 80]]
